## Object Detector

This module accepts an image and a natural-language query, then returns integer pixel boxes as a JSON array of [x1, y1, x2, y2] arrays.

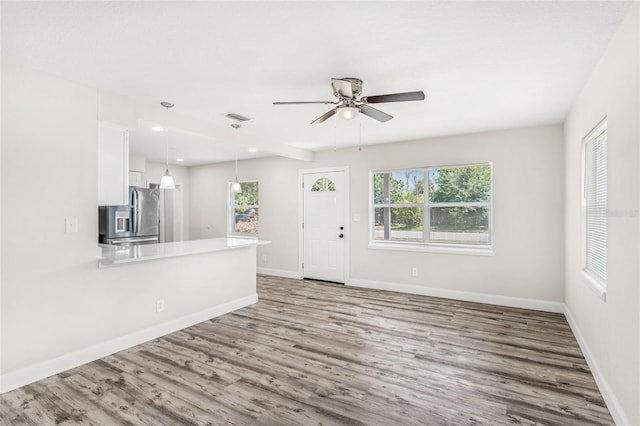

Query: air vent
[[225, 113, 252, 122]]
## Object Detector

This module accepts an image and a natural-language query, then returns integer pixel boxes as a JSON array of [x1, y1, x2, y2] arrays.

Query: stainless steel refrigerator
[[98, 187, 160, 246], [128, 186, 160, 245]]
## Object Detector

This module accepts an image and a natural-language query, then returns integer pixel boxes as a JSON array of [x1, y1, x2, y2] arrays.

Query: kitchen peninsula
[[99, 237, 269, 267], [3, 237, 270, 393]]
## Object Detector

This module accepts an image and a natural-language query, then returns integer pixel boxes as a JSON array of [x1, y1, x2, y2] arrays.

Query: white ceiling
[[1, 1, 631, 165], [131, 122, 270, 166]]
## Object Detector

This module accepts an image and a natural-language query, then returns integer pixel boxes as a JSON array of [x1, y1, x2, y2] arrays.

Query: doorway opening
[[149, 181, 183, 243]]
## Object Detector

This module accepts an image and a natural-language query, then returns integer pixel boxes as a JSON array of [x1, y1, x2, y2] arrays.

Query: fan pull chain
[[333, 115, 337, 152], [358, 117, 362, 152]]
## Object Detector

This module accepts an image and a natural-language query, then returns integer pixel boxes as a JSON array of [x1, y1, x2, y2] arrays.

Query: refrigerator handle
[[131, 188, 139, 234]]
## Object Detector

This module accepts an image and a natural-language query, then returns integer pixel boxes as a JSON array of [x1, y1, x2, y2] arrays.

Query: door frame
[[148, 179, 184, 243], [298, 166, 350, 281]]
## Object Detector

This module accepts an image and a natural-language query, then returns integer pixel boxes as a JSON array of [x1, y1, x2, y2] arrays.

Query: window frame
[[581, 118, 607, 301], [228, 179, 259, 238], [369, 162, 493, 256]]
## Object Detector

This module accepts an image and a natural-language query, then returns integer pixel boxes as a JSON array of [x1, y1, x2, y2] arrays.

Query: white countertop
[[99, 237, 270, 267]]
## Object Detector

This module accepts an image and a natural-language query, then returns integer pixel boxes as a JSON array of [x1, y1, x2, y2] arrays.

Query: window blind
[[584, 122, 607, 284]]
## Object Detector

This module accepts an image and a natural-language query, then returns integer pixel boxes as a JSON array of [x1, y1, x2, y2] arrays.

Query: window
[[229, 180, 259, 235], [371, 164, 492, 251], [583, 120, 607, 288], [373, 170, 425, 242], [312, 178, 336, 192]]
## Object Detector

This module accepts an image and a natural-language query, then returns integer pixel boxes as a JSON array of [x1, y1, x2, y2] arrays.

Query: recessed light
[[248, 148, 257, 153], [151, 126, 164, 132], [176, 158, 185, 162]]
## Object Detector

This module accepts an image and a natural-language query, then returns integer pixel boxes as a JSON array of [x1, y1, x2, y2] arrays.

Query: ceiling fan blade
[[360, 105, 393, 122], [311, 108, 337, 124], [363, 91, 425, 104], [331, 78, 354, 99], [273, 101, 336, 105]]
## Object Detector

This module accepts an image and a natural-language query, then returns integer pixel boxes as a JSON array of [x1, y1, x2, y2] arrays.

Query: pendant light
[[159, 141, 175, 190], [159, 101, 175, 190], [230, 123, 242, 193], [230, 159, 242, 193]]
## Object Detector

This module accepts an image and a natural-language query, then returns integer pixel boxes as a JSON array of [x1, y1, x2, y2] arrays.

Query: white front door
[[303, 171, 346, 283]]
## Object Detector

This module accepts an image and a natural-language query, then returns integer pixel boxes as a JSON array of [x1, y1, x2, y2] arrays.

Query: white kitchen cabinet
[[129, 171, 144, 188], [98, 124, 130, 205]]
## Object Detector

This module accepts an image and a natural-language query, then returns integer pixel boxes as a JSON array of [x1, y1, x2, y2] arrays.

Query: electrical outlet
[[262, 254, 268, 262], [156, 300, 165, 313], [411, 267, 418, 277]]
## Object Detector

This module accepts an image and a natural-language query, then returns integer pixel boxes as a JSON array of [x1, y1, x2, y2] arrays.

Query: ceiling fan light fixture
[[338, 106, 358, 120]]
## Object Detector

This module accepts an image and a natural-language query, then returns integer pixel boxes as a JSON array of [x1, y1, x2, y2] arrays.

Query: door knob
[[340, 226, 344, 230], [339, 234, 344, 238]]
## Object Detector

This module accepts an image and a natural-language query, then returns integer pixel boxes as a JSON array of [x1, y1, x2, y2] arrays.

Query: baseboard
[[564, 306, 629, 426], [347, 278, 565, 313], [0, 293, 258, 395], [257, 267, 301, 280]]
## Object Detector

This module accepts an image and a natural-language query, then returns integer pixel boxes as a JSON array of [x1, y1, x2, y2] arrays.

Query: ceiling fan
[[273, 78, 425, 124]]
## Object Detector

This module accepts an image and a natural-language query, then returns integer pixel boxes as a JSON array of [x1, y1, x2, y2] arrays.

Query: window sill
[[368, 241, 494, 257], [580, 270, 607, 302]]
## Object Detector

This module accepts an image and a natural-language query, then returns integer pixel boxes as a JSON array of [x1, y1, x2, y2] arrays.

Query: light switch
[[65, 218, 78, 233], [353, 213, 361, 222]]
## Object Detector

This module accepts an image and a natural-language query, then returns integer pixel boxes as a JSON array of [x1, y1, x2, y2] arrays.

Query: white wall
[[190, 156, 302, 271], [0, 63, 255, 380], [564, 4, 639, 425], [190, 124, 566, 304]]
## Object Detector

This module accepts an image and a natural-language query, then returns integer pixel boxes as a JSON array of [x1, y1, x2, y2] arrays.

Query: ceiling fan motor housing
[[333, 77, 363, 99], [343, 78, 363, 97]]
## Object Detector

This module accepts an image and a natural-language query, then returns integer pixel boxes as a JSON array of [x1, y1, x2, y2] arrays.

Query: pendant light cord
[[165, 141, 169, 169]]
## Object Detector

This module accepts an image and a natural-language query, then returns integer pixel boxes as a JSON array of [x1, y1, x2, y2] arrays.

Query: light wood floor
[[1, 275, 613, 425]]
